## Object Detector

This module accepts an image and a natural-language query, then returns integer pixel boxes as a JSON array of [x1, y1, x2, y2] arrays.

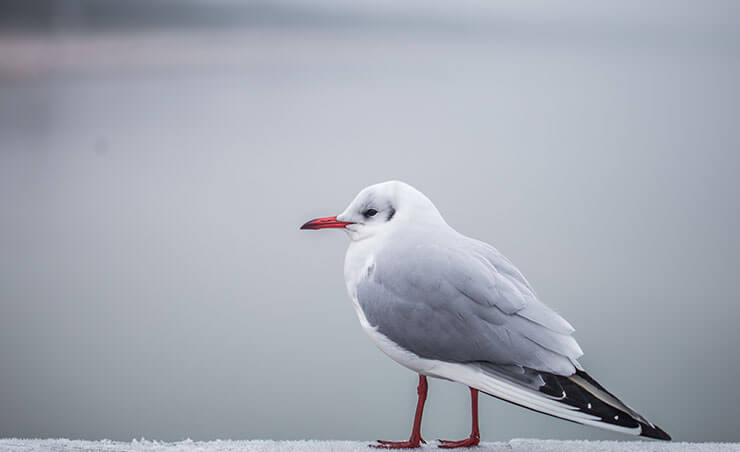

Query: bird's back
[[350, 225, 582, 376]]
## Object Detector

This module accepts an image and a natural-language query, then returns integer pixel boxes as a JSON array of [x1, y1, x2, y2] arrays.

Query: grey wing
[[356, 239, 671, 441], [356, 239, 583, 376]]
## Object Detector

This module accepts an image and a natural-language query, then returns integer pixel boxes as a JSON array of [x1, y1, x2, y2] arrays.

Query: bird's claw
[[436, 437, 480, 448], [370, 437, 425, 449]]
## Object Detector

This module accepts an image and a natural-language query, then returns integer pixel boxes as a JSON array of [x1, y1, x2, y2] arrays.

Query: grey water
[[1, 0, 740, 443]]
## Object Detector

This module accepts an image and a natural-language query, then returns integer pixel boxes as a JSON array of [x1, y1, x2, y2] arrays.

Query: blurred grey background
[[1, 0, 739, 444]]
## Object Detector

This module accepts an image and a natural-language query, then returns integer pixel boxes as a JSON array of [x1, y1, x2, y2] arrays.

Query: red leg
[[371, 375, 428, 449], [438, 387, 480, 449]]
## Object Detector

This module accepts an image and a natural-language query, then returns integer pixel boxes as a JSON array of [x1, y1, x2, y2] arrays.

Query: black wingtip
[[571, 371, 671, 441], [640, 423, 672, 441]]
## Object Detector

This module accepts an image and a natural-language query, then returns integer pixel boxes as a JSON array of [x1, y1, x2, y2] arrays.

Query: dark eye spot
[[387, 207, 395, 221], [364, 209, 378, 217]]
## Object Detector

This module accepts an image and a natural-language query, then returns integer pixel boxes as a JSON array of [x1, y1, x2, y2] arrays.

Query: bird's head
[[300, 180, 445, 241]]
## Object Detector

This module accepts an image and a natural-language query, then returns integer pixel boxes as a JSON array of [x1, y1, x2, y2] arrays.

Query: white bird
[[301, 180, 670, 448]]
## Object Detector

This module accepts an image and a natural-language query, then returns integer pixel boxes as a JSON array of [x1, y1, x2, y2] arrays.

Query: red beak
[[300, 216, 354, 230]]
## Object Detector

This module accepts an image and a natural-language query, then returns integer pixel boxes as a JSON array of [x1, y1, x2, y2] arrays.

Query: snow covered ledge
[[1, 439, 738, 452]]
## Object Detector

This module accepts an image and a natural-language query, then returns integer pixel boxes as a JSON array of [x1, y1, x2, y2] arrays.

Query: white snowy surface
[[0, 439, 738, 452]]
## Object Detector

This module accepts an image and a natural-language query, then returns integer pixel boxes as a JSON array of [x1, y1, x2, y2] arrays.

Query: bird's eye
[[364, 209, 378, 217]]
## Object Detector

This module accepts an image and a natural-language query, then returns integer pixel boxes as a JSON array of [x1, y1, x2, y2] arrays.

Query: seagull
[[300, 180, 670, 448]]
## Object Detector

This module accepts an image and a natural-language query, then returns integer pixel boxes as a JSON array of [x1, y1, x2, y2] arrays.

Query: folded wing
[[355, 238, 669, 440], [357, 239, 582, 375]]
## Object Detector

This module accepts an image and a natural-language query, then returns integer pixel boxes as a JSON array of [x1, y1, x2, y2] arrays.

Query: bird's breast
[[342, 247, 443, 376], [343, 248, 382, 345], [343, 240, 378, 299]]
